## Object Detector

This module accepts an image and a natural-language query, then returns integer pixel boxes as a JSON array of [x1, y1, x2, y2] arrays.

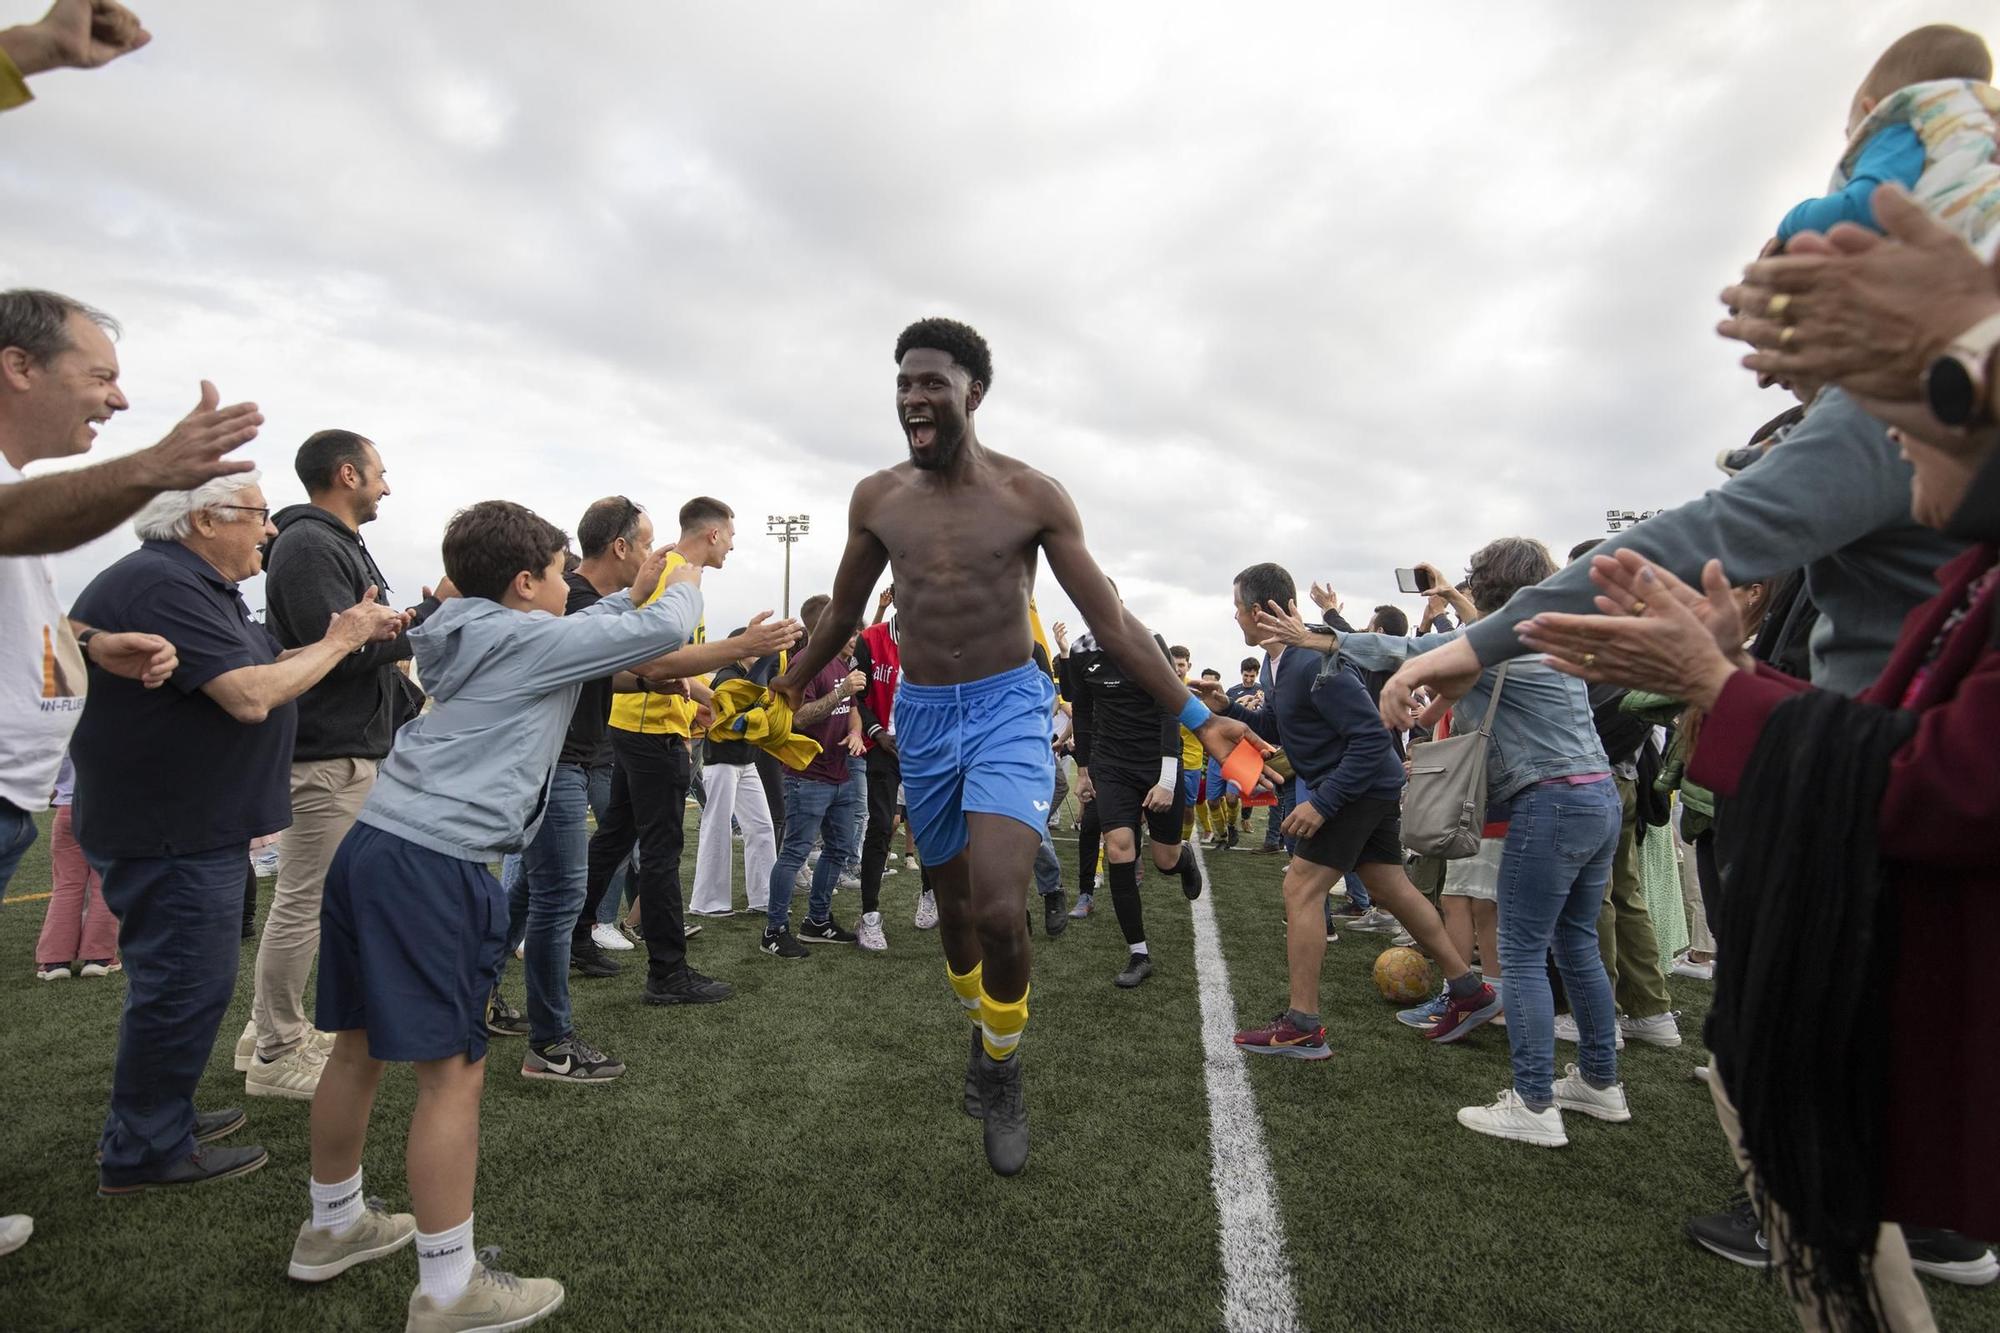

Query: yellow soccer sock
[[979, 982, 1030, 1062], [947, 961, 983, 1023], [1226, 796, 1241, 829], [1195, 803, 1215, 837]]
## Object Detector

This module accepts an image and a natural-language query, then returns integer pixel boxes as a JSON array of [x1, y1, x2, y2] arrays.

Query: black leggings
[[859, 746, 902, 916]]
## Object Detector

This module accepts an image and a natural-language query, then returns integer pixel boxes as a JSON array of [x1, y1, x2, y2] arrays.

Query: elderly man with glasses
[[69, 469, 401, 1198]]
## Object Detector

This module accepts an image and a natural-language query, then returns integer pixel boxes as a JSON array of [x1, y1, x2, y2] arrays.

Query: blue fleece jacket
[[1225, 645, 1404, 820], [357, 582, 702, 861], [1777, 123, 1924, 241]]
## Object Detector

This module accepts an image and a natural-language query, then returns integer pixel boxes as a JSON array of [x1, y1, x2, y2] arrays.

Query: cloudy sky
[[7, 2, 1984, 673]]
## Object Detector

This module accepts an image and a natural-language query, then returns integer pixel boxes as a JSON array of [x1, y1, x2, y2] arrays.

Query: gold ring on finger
[[1779, 326, 1798, 348], [1582, 652, 1598, 667], [1630, 599, 1647, 615], [1766, 293, 1792, 322]]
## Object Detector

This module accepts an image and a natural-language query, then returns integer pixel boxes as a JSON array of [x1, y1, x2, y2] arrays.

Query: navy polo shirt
[[69, 540, 297, 860]]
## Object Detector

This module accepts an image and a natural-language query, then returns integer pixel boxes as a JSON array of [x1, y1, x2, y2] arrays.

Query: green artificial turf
[[1, 809, 1993, 1331]]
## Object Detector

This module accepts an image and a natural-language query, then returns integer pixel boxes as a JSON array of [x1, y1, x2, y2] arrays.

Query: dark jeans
[[767, 774, 859, 932], [97, 843, 244, 1178], [505, 762, 590, 1043], [586, 731, 692, 983], [859, 744, 902, 915], [0, 800, 37, 895]]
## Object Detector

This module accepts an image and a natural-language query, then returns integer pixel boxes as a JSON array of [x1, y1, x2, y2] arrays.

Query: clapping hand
[[131, 382, 261, 492], [85, 630, 175, 688], [732, 611, 803, 658], [328, 587, 404, 649], [1309, 582, 1340, 613]]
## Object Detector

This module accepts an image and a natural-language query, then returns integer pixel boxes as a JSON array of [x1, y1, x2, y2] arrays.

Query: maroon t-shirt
[[798, 658, 853, 785]]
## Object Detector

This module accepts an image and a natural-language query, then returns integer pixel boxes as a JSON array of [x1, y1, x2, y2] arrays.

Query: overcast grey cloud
[[6, 1, 1984, 672]]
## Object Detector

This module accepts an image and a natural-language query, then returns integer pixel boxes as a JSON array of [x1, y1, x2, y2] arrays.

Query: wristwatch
[[1923, 310, 2000, 428], [76, 627, 100, 659]]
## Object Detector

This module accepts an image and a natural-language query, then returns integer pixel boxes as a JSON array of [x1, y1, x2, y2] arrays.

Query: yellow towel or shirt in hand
[[0, 50, 32, 111], [706, 676, 822, 772]]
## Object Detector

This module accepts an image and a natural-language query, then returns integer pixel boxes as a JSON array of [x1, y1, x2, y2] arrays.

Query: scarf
[[1710, 687, 1917, 1330]]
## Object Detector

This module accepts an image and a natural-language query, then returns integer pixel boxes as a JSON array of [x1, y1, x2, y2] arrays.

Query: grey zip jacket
[[355, 583, 701, 861]]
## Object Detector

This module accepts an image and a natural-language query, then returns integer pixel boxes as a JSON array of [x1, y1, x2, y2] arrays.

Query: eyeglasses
[[215, 505, 272, 524]]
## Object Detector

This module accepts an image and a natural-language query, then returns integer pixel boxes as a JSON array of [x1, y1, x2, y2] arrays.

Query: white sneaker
[[904, 855, 919, 871], [1553, 1013, 1625, 1050], [1670, 955, 1715, 981], [881, 866, 899, 878], [913, 890, 938, 931], [591, 922, 634, 952], [1619, 1011, 1683, 1048], [405, 1259, 563, 1332], [1552, 1063, 1632, 1122], [34, 965, 70, 982], [837, 872, 862, 891], [1457, 1089, 1568, 1148], [78, 960, 120, 977], [245, 1041, 329, 1101], [857, 911, 887, 952], [0, 1214, 30, 1258]]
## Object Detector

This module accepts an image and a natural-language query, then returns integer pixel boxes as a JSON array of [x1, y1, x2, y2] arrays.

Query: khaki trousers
[[250, 756, 376, 1060], [1598, 776, 1672, 1018], [1708, 1074, 1933, 1332]]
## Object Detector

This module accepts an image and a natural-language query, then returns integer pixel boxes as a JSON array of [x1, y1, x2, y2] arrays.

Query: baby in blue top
[[1778, 24, 1994, 245]]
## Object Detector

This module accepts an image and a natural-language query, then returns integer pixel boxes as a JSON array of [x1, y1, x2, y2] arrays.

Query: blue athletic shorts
[[317, 821, 508, 1063], [895, 661, 1057, 866], [1180, 767, 1204, 806], [1203, 755, 1240, 800]]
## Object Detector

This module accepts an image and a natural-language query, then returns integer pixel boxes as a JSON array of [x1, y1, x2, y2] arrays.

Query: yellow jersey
[[607, 550, 705, 736]]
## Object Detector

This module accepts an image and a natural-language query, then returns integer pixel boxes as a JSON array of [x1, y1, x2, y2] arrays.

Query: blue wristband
[[1178, 694, 1211, 732]]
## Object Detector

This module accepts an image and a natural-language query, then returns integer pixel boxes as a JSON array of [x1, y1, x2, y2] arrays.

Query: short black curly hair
[[895, 317, 993, 389]]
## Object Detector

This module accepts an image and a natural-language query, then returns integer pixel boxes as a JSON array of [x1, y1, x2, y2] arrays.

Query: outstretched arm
[[1035, 474, 1264, 762], [773, 478, 889, 704]]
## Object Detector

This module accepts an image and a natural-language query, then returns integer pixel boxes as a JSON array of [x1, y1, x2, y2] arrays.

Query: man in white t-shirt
[[0, 287, 261, 1260]]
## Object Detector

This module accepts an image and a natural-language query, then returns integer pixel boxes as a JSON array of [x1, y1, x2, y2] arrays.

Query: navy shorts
[[895, 661, 1057, 866], [318, 821, 508, 1063]]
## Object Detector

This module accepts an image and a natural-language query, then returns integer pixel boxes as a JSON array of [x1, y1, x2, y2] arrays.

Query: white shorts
[[1442, 834, 1506, 902]]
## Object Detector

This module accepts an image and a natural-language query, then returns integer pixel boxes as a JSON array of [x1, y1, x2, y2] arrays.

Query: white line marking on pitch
[[1187, 838, 1302, 1332]]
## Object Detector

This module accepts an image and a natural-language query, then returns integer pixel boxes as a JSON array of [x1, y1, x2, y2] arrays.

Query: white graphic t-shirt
[[0, 459, 87, 810]]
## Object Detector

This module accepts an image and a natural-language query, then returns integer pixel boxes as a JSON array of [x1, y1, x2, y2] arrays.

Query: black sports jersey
[[1063, 631, 1178, 772]]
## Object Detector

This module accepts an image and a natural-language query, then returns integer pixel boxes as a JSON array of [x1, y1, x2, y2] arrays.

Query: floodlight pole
[[766, 514, 811, 617]]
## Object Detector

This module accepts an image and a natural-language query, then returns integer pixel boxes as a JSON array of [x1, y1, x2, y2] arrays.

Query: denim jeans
[[96, 844, 244, 1179], [0, 801, 36, 896], [1342, 871, 1372, 910], [767, 774, 859, 932], [585, 762, 634, 927], [840, 753, 868, 875], [1263, 778, 1300, 852], [1495, 777, 1622, 1108], [1034, 816, 1061, 897], [504, 763, 591, 1044]]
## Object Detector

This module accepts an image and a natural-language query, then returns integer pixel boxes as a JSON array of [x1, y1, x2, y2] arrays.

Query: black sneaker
[[1042, 892, 1068, 938], [760, 928, 809, 960], [643, 967, 734, 1005], [963, 1025, 985, 1120], [99, 1143, 269, 1197], [1115, 951, 1154, 989], [1685, 1193, 1770, 1269], [485, 992, 529, 1038], [797, 916, 857, 945], [1177, 850, 1205, 901], [971, 1050, 1029, 1177], [522, 1033, 626, 1084], [1903, 1227, 2000, 1286], [570, 941, 622, 978]]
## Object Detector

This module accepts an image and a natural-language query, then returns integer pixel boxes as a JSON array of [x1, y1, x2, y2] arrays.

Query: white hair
[[132, 469, 265, 542]]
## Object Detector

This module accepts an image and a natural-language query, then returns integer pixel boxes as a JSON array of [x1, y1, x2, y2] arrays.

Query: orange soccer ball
[[1372, 946, 1435, 1004]]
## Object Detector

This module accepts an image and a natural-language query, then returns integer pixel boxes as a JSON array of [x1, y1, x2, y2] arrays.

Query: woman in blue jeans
[[1277, 537, 1626, 1148]]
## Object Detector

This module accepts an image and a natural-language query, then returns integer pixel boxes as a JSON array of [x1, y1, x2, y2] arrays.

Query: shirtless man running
[[772, 317, 1257, 1176]]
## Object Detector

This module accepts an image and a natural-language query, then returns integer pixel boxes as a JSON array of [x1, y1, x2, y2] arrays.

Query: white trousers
[[688, 761, 775, 914]]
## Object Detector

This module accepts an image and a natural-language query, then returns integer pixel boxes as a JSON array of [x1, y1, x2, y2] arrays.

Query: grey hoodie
[[356, 582, 701, 861]]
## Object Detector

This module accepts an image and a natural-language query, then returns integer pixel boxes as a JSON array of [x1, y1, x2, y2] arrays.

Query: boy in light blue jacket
[[281, 500, 720, 1331]]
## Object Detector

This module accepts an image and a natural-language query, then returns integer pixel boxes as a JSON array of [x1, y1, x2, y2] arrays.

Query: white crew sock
[[415, 1214, 476, 1304], [309, 1169, 363, 1235], [1129, 941, 1149, 955]]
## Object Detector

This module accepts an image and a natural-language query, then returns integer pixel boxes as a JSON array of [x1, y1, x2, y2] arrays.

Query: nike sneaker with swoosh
[[521, 1034, 625, 1084]]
